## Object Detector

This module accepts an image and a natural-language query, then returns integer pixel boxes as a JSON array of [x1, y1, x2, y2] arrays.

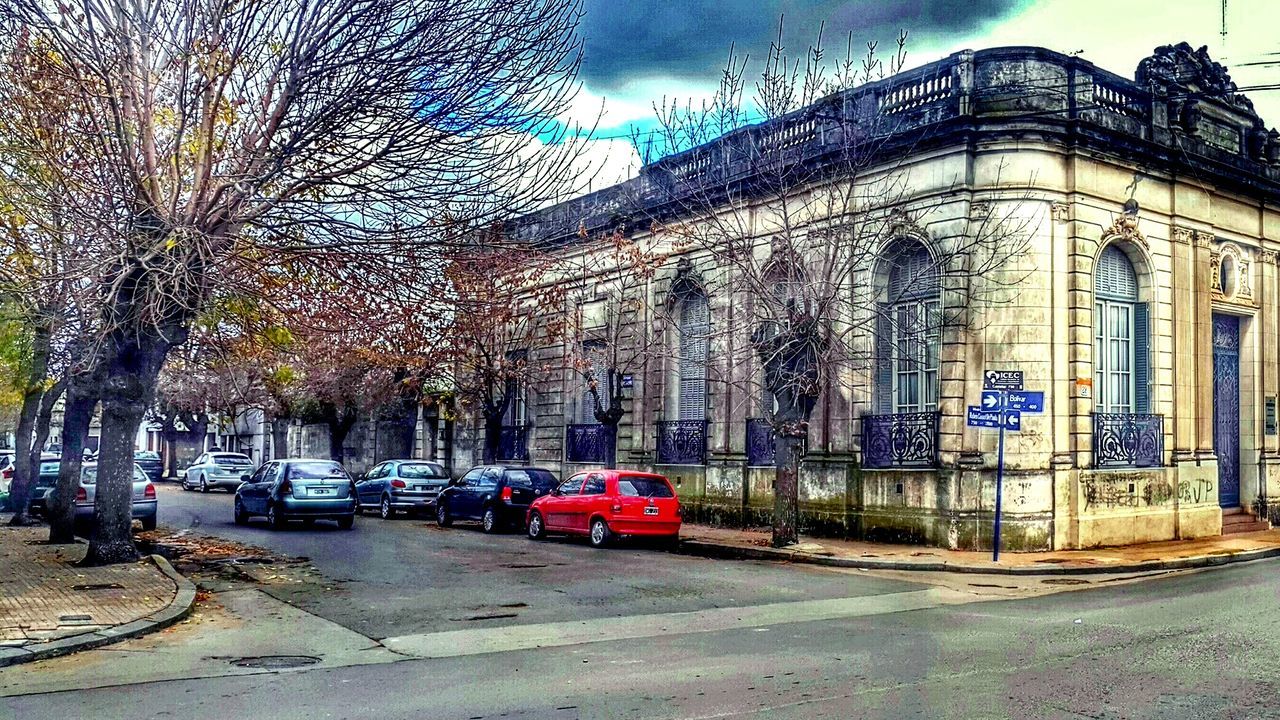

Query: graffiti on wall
[[1082, 473, 1176, 512], [1178, 478, 1214, 505]]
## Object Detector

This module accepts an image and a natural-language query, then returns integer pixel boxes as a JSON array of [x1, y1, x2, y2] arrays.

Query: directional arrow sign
[[966, 406, 1002, 428], [983, 370, 1024, 391], [1003, 409, 1022, 430], [1006, 391, 1044, 413], [980, 390, 1003, 410]]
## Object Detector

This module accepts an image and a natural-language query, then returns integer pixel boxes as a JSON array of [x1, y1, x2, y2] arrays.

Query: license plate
[[644, 506, 659, 516], [311, 488, 330, 496], [414, 486, 425, 492]]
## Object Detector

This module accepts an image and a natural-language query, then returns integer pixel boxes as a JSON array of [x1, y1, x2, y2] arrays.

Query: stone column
[[1169, 226, 1197, 460], [1193, 231, 1217, 457]]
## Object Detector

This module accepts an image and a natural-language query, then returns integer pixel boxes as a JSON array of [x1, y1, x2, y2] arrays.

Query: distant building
[[459, 43, 1280, 550]]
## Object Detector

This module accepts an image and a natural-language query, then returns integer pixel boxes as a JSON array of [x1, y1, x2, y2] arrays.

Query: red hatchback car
[[526, 470, 681, 548]]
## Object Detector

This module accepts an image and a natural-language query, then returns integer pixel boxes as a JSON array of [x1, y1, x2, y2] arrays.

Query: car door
[[545, 474, 585, 531], [239, 463, 267, 512], [247, 463, 279, 514], [576, 472, 607, 533], [469, 467, 500, 520], [358, 463, 385, 505], [450, 468, 485, 518], [188, 454, 206, 485]]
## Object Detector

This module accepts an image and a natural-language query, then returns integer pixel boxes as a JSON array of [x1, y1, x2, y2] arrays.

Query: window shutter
[[678, 294, 709, 421], [1097, 246, 1138, 301], [1134, 302, 1150, 414], [875, 304, 894, 414]]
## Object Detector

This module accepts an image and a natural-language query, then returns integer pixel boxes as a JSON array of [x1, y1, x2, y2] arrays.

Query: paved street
[[2, 483, 1280, 719]]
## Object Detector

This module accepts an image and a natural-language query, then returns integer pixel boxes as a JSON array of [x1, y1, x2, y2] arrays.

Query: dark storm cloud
[[579, 0, 1029, 89]]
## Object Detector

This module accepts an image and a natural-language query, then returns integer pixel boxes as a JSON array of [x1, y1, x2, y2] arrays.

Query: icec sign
[[983, 370, 1023, 391]]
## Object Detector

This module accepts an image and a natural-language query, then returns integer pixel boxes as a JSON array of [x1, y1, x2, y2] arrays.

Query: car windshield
[[399, 463, 446, 479], [213, 454, 252, 467], [79, 466, 146, 485], [617, 476, 675, 498], [38, 461, 59, 475], [506, 469, 558, 489], [289, 462, 348, 480], [135, 451, 160, 460]]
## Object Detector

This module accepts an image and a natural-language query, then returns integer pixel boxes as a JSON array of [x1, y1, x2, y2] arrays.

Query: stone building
[[457, 43, 1280, 551]]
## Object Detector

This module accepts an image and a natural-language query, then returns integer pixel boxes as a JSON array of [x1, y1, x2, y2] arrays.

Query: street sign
[[1005, 391, 1044, 413], [1002, 409, 1022, 430], [966, 406, 1002, 428], [980, 390, 1003, 411], [983, 369, 1024, 391]]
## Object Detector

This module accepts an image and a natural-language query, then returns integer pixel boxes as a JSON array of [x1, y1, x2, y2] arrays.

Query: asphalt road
[[3, 482, 1280, 720]]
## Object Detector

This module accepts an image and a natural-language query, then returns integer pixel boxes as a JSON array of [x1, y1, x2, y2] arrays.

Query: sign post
[[968, 369, 1041, 562]]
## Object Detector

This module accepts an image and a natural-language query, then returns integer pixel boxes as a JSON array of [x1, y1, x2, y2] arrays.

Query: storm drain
[[1041, 578, 1091, 586], [230, 655, 321, 669], [72, 583, 125, 591]]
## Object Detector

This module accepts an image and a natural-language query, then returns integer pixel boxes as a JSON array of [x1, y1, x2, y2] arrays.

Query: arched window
[[676, 290, 709, 420], [875, 241, 941, 414], [1094, 245, 1149, 414]]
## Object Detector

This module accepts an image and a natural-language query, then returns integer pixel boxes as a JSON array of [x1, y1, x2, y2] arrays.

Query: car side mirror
[[240, 474, 251, 483], [550, 488, 561, 496]]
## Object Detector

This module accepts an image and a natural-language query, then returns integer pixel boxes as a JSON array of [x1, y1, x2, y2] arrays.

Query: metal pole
[[993, 398, 1005, 562]]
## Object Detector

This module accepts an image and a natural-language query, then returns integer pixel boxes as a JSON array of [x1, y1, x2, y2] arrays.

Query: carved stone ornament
[[968, 202, 992, 222], [887, 208, 927, 239], [1208, 251, 1222, 292], [1170, 227, 1194, 245], [1136, 42, 1255, 115], [1193, 231, 1215, 248], [666, 256, 706, 302], [1103, 210, 1147, 250], [1260, 250, 1278, 266], [1050, 202, 1070, 223]]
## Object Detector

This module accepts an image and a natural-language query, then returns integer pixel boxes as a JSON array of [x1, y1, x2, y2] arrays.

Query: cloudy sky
[[564, 0, 1280, 189]]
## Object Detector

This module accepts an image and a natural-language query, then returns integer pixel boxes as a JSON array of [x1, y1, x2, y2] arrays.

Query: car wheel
[[140, 516, 157, 532], [337, 515, 354, 530], [481, 507, 498, 534], [268, 504, 286, 531], [380, 495, 394, 520], [589, 518, 612, 548], [234, 498, 248, 525], [527, 512, 546, 540], [200, 475, 209, 493], [435, 501, 452, 527], [181, 477, 191, 491]]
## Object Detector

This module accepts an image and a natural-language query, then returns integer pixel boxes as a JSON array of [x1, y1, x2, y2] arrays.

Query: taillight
[[676, 503, 684, 518], [501, 486, 513, 502], [279, 479, 293, 496], [391, 479, 406, 489], [144, 484, 156, 499], [75, 487, 87, 502]]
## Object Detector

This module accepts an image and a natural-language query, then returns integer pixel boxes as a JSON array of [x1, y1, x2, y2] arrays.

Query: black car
[[134, 451, 164, 482], [435, 465, 559, 533]]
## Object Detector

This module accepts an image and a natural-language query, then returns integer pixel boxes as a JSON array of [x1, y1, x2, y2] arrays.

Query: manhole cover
[[230, 655, 321, 669], [72, 583, 125, 591]]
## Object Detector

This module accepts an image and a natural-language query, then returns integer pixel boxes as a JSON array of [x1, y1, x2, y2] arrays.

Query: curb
[[677, 539, 1280, 576], [0, 554, 198, 668]]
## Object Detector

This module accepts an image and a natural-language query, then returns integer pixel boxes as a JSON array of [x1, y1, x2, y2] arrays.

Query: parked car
[[29, 458, 157, 531], [355, 460, 450, 519], [234, 459, 356, 530], [526, 470, 682, 548], [134, 451, 164, 483], [183, 452, 255, 492], [435, 465, 559, 533], [0, 451, 14, 493], [26, 454, 63, 515]]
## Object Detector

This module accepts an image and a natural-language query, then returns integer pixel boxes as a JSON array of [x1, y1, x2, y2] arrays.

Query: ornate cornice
[[1171, 226, 1195, 245]]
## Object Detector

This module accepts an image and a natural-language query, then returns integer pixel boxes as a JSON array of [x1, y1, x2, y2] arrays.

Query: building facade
[[458, 43, 1280, 551]]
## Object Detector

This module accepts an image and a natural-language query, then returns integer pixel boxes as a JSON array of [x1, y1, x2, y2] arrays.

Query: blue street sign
[[1003, 409, 1022, 430], [966, 406, 1002, 428], [983, 369, 1024, 391], [1006, 391, 1044, 413], [980, 390, 1003, 410]]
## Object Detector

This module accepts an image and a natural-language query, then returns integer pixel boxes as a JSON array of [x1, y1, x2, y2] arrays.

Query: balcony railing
[[565, 424, 615, 465], [1093, 413, 1164, 468], [497, 425, 529, 463], [745, 418, 776, 467], [656, 420, 708, 465], [861, 412, 940, 469]]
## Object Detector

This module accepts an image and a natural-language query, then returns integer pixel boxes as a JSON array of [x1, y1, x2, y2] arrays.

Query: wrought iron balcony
[[656, 420, 708, 465], [745, 418, 776, 467], [861, 411, 940, 469], [1093, 413, 1164, 468], [497, 425, 529, 463], [565, 423, 615, 465]]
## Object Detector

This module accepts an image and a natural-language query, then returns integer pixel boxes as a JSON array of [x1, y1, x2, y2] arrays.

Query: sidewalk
[[679, 523, 1280, 575], [0, 523, 196, 667]]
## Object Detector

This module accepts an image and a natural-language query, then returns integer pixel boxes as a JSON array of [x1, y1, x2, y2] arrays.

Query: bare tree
[[1, 0, 592, 563], [633, 25, 1032, 546]]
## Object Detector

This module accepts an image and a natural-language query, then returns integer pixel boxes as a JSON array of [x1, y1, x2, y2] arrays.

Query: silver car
[[183, 452, 255, 492], [354, 460, 449, 519], [234, 459, 356, 530], [32, 461, 157, 532]]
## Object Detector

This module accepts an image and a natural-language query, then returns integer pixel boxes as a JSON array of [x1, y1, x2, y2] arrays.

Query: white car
[[182, 452, 256, 492]]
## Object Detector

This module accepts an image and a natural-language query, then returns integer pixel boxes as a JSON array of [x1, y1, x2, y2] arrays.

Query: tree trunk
[[30, 379, 66, 467], [324, 404, 357, 464], [378, 391, 420, 461], [7, 322, 51, 523], [482, 413, 502, 464], [49, 378, 97, 544], [771, 433, 802, 547], [271, 417, 290, 461]]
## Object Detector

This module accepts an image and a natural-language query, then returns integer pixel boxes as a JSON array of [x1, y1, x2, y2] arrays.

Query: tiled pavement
[[0, 525, 176, 645]]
